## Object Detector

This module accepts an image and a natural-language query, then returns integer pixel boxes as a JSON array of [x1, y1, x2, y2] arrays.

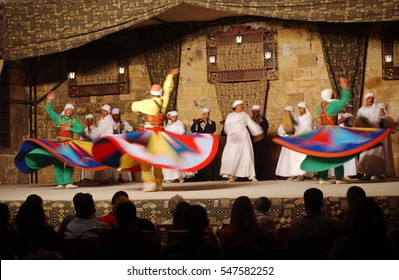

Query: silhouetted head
[[115, 200, 137, 229], [185, 205, 209, 234], [304, 188, 324, 214], [111, 191, 129, 205], [15, 201, 46, 230], [253, 196, 272, 214], [351, 197, 387, 239], [346, 186, 366, 208], [168, 194, 185, 215], [26, 194, 43, 206], [72, 193, 95, 219]]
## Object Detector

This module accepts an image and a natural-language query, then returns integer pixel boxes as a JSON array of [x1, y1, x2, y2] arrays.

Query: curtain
[[3, 0, 398, 61], [319, 23, 368, 113], [140, 24, 183, 113]]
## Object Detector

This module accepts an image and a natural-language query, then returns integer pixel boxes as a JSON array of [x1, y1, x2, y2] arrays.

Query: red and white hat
[[150, 84, 163, 96]]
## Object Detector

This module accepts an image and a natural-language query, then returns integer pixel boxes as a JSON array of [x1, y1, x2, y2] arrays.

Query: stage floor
[[2, 178, 399, 229], [1, 178, 398, 202]]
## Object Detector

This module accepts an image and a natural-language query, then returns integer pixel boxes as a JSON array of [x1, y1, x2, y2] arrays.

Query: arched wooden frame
[[207, 24, 277, 83]]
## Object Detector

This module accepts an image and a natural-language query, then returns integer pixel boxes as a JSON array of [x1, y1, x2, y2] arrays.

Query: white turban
[[111, 108, 120, 114], [297, 101, 307, 109], [377, 103, 386, 110], [284, 106, 294, 112], [101, 104, 111, 113], [150, 84, 163, 96], [364, 92, 375, 100], [320, 88, 334, 102], [85, 114, 94, 120], [232, 100, 244, 109], [377, 103, 389, 116], [252, 104, 260, 111], [61, 103, 74, 115], [202, 107, 210, 114], [169, 111, 178, 117]]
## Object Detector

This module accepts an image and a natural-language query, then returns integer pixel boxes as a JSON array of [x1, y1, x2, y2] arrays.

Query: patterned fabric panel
[[2, 196, 399, 231], [4, 0, 399, 60]]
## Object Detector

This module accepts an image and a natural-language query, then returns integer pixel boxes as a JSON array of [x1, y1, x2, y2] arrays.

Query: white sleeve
[[245, 113, 263, 136], [123, 120, 133, 132], [277, 124, 288, 137], [90, 126, 101, 140]]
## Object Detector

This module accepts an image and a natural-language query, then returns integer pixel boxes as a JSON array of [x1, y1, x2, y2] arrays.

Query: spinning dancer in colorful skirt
[[14, 92, 107, 189], [273, 77, 391, 185], [92, 68, 218, 192]]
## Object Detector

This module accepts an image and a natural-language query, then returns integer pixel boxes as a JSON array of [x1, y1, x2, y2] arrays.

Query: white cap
[[252, 104, 260, 111], [364, 92, 375, 100], [169, 111, 178, 117], [377, 103, 386, 110], [85, 114, 94, 120], [150, 84, 163, 96], [202, 107, 210, 114], [101, 104, 111, 113], [232, 100, 244, 109], [61, 103, 74, 115], [321, 88, 333, 101], [284, 106, 294, 112], [111, 108, 120, 114], [297, 101, 307, 109]]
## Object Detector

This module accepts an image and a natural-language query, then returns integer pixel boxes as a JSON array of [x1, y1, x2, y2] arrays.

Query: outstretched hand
[[46, 91, 56, 101], [339, 77, 348, 89], [168, 68, 180, 76]]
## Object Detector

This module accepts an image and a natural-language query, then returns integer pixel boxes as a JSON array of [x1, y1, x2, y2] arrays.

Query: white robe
[[275, 114, 315, 177], [162, 120, 187, 181], [113, 120, 133, 134], [113, 120, 133, 181], [219, 111, 263, 179], [356, 104, 385, 175], [80, 125, 100, 181], [95, 114, 118, 181]]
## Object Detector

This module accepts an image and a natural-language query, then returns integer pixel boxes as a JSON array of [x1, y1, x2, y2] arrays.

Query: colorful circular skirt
[[92, 129, 219, 172], [273, 126, 391, 172], [14, 139, 107, 173]]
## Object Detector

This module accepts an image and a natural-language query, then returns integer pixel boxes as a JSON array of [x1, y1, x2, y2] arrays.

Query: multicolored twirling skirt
[[14, 139, 107, 173], [273, 126, 391, 172], [92, 128, 219, 172]]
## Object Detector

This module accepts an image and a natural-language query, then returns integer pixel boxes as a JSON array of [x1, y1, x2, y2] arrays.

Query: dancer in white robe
[[95, 104, 118, 183], [275, 106, 296, 178], [289, 102, 316, 181], [111, 107, 133, 182], [162, 111, 187, 183], [219, 100, 263, 182], [80, 114, 100, 182], [377, 103, 396, 178], [356, 93, 385, 180]]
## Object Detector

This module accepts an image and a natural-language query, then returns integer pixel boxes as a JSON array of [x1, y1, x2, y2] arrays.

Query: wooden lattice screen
[[207, 24, 277, 83], [382, 23, 399, 80]]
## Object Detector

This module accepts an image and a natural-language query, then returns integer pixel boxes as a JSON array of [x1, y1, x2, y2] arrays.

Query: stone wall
[[1, 20, 399, 184]]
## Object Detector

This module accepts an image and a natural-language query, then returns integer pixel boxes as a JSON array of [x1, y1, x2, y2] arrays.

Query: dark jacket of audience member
[[220, 196, 272, 257], [330, 197, 397, 259], [97, 201, 160, 259], [162, 205, 223, 259], [14, 201, 60, 259], [287, 188, 343, 259], [0, 203, 17, 259]]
